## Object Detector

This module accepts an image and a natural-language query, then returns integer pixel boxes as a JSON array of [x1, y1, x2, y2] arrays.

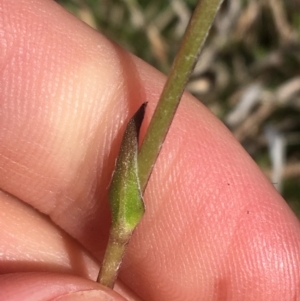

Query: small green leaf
[[109, 103, 147, 233]]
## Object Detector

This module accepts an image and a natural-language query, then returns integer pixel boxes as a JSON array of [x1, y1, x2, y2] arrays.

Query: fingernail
[[53, 290, 114, 301]]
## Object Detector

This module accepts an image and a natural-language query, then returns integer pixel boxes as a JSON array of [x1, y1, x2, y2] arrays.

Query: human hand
[[0, 1, 299, 300]]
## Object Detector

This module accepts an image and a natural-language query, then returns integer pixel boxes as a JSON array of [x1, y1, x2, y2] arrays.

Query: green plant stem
[[138, 0, 224, 192], [97, 227, 131, 288], [98, 0, 224, 289], [97, 104, 146, 288]]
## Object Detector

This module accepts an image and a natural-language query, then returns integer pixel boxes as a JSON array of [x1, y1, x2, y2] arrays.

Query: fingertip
[[0, 273, 128, 301], [53, 290, 126, 301]]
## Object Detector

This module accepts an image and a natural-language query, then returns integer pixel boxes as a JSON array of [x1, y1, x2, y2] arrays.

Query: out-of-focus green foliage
[[56, 0, 300, 217]]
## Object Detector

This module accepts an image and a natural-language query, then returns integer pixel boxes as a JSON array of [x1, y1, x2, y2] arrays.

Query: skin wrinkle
[[227, 210, 299, 299], [179, 215, 220, 298], [1, 6, 123, 252], [0, 192, 99, 279], [0, 273, 129, 301], [0, 151, 57, 181], [55, 99, 121, 252], [125, 168, 204, 298]]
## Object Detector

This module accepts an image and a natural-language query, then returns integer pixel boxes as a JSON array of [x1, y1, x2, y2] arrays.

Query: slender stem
[[98, 0, 224, 289], [138, 0, 224, 192], [97, 227, 131, 288]]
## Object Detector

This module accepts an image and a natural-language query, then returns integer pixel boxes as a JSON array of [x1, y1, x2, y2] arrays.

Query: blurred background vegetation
[[56, 0, 300, 217]]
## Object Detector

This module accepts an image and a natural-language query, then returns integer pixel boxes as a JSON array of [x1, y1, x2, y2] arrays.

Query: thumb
[[0, 273, 127, 301]]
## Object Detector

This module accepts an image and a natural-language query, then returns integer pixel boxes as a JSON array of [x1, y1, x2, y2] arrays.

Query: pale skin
[[0, 1, 299, 301]]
